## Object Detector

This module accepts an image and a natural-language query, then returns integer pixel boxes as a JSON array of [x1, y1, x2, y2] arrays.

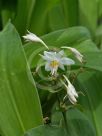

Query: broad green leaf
[[66, 109, 96, 136], [0, 22, 43, 136], [61, 0, 78, 26], [42, 26, 91, 46], [48, 2, 66, 31], [13, 0, 36, 35], [29, 0, 59, 35], [51, 108, 96, 136], [76, 71, 102, 136], [71, 39, 98, 52], [24, 125, 67, 136], [79, 0, 97, 34], [83, 52, 102, 72]]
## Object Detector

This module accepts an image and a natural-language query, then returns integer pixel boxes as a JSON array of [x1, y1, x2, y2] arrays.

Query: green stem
[[56, 93, 68, 133], [62, 111, 68, 133]]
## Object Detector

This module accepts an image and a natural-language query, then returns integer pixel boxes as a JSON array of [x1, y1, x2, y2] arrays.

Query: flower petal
[[50, 67, 58, 75], [45, 63, 51, 71], [56, 50, 64, 58], [40, 54, 52, 61], [68, 95, 77, 104], [59, 63, 65, 70], [63, 75, 78, 104], [44, 51, 57, 60], [61, 57, 75, 65]]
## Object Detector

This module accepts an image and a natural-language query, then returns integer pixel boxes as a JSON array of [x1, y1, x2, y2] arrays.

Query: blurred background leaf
[[0, 0, 102, 39]]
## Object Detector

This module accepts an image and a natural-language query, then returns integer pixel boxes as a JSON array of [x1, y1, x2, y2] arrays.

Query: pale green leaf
[[0, 22, 43, 136], [79, 0, 97, 34]]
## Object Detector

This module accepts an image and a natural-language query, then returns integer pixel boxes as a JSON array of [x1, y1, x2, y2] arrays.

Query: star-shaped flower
[[41, 50, 75, 75]]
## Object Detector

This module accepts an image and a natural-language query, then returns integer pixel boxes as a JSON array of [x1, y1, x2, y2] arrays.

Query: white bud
[[63, 75, 78, 105], [62, 46, 83, 63], [23, 31, 49, 49]]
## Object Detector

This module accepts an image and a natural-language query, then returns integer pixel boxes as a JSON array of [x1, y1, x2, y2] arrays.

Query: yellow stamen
[[50, 60, 59, 68]]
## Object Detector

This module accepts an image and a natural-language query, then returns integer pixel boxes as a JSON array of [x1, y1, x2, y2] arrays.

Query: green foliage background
[[0, 0, 102, 136]]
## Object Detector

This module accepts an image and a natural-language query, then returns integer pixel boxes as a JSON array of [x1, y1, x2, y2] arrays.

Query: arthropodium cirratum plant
[[23, 31, 84, 124]]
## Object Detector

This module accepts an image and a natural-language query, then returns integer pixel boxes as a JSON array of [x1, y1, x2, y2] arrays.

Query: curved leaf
[[51, 108, 96, 136], [76, 71, 102, 136], [0, 22, 43, 136], [24, 125, 67, 136]]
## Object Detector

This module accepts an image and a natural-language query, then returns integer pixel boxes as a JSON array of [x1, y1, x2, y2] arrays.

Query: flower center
[[50, 60, 59, 68]]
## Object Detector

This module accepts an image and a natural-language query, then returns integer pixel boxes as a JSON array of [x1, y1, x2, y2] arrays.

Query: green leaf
[[42, 26, 91, 46], [24, 125, 67, 136], [98, 0, 102, 20], [13, 0, 36, 35], [66, 109, 96, 136], [61, 0, 78, 26], [84, 52, 102, 72], [71, 39, 98, 53], [76, 71, 102, 136], [48, 2, 66, 31], [79, 0, 97, 34], [29, 0, 59, 35], [0, 22, 43, 136], [51, 108, 96, 136]]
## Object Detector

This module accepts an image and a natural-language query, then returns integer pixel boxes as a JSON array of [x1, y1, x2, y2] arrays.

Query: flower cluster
[[23, 31, 84, 105]]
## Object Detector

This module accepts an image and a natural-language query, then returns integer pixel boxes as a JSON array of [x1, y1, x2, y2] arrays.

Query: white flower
[[41, 50, 75, 75], [62, 46, 83, 63], [23, 31, 49, 49], [63, 75, 78, 105]]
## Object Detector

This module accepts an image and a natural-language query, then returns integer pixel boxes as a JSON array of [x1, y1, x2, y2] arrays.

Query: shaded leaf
[[13, 0, 36, 35], [24, 125, 67, 136], [76, 71, 102, 136], [51, 108, 96, 136]]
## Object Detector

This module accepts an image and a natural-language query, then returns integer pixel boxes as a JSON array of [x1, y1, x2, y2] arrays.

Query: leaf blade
[[0, 22, 43, 136]]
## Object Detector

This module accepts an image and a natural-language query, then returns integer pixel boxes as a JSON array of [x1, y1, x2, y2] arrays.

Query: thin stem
[[56, 93, 68, 133], [72, 67, 84, 84], [62, 111, 69, 133]]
